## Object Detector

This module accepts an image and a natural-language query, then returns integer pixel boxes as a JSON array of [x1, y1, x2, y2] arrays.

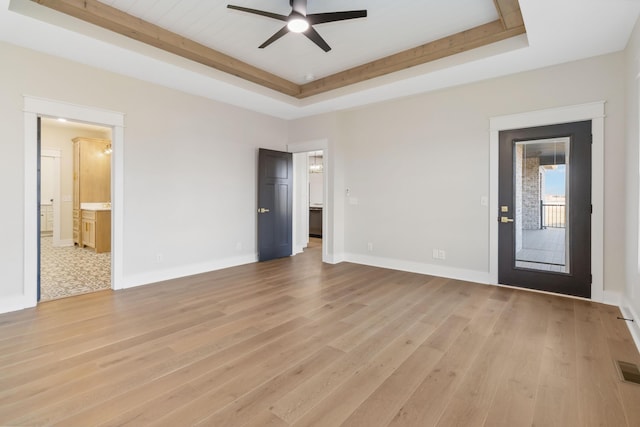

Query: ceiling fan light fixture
[[287, 17, 309, 33], [228, 1, 367, 51]]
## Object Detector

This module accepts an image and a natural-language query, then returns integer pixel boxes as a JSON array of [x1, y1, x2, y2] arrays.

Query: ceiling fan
[[227, 0, 367, 52]]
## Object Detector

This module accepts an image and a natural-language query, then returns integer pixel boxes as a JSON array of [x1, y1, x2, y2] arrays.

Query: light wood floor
[[1, 243, 639, 426]]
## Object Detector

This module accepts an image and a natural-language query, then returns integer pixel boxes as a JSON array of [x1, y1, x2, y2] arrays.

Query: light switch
[[349, 197, 359, 205], [480, 196, 488, 207]]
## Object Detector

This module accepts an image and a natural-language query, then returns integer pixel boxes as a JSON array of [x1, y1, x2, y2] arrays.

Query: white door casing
[[23, 96, 125, 309], [489, 101, 605, 303]]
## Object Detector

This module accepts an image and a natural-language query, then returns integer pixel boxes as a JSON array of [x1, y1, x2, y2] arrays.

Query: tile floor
[[515, 227, 567, 273], [40, 236, 111, 301]]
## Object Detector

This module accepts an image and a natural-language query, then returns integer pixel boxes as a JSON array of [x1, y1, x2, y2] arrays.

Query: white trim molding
[[0, 295, 33, 314], [287, 139, 330, 263], [344, 253, 492, 285], [489, 101, 606, 302], [122, 254, 258, 289], [621, 298, 640, 353], [21, 96, 125, 312]]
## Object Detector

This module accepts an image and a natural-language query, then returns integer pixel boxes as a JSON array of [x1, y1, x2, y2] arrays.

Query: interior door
[[498, 121, 591, 298], [257, 148, 293, 261]]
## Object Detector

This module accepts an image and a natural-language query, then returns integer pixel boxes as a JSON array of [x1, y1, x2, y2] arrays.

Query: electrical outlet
[[438, 249, 446, 260], [432, 249, 439, 259], [367, 242, 374, 252], [156, 253, 163, 263]]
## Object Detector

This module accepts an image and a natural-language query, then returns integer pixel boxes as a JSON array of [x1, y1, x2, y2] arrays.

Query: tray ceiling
[[4, 1, 640, 119], [29, 0, 525, 98]]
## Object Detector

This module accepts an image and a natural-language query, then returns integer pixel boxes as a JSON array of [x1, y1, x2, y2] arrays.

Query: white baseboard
[[122, 253, 259, 289], [343, 253, 491, 284], [325, 252, 345, 264], [0, 295, 36, 314], [56, 239, 74, 247], [621, 298, 640, 354]]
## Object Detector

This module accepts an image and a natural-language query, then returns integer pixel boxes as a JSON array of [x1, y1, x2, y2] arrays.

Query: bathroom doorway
[[39, 117, 113, 301]]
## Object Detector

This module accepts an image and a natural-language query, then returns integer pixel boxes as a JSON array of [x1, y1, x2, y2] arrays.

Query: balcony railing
[[541, 202, 566, 228]]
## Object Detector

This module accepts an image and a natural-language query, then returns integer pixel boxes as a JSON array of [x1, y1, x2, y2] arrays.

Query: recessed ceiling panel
[[98, 0, 499, 84]]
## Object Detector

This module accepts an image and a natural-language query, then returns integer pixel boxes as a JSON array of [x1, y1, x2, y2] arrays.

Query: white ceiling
[[2, 0, 640, 120], [98, 0, 499, 85]]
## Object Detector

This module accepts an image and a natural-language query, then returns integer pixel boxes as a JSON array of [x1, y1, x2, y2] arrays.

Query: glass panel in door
[[513, 137, 570, 273]]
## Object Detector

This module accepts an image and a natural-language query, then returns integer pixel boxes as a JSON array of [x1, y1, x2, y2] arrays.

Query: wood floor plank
[[530, 297, 580, 427], [11, 317, 314, 426], [147, 316, 359, 426], [193, 346, 344, 427], [244, 410, 289, 427], [433, 292, 532, 427], [574, 301, 629, 427], [343, 285, 492, 426], [595, 304, 640, 427], [290, 319, 441, 427], [270, 283, 441, 424], [329, 281, 432, 352], [340, 314, 469, 427], [482, 292, 550, 426], [386, 294, 511, 427], [0, 243, 638, 427]]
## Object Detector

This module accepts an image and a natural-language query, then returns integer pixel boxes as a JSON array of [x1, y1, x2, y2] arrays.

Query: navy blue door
[[257, 149, 293, 261], [498, 121, 592, 298]]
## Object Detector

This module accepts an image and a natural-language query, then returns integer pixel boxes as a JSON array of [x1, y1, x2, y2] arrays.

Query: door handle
[[258, 208, 270, 214], [500, 216, 514, 223]]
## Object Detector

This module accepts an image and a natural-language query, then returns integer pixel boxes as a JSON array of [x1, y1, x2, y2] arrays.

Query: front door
[[498, 121, 591, 298], [257, 148, 293, 261]]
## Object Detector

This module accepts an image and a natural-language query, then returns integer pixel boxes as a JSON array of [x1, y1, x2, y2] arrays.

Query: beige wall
[[0, 41, 287, 303], [291, 52, 626, 292], [625, 18, 640, 319], [41, 121, 111, 242], [0, 35, 634, 309]]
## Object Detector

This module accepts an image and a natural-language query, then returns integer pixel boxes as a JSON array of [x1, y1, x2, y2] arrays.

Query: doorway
[[308, 150, 324, 251], [22, 96, 125, 310], [498, 121, 592, 298], [291, 149, 325, 258], [39, 118, 113, 301]]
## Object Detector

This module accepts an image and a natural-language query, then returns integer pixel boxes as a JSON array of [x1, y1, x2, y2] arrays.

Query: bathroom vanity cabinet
[[72, 137, 111, 248]]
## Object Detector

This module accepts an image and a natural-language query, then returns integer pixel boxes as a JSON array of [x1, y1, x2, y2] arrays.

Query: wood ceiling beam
[[297, 20, 525, 99], [31, 0, 301, 97], [493, 0, 525, 30], [30, 0, 526, 100]]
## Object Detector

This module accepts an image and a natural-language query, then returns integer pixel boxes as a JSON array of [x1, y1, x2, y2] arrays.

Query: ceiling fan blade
[[304, 26, 331, 52], [307, 10, 367, 25], [227, 5, 288, 22], [290, 0, 307, 16], [259, 25, 290, 49]]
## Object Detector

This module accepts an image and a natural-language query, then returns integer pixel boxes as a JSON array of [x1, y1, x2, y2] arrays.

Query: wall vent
[[616, 360, 640, 385]]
